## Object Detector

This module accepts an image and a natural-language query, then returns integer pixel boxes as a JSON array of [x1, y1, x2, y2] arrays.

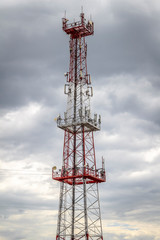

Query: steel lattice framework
[[53, 12, 106, 240]]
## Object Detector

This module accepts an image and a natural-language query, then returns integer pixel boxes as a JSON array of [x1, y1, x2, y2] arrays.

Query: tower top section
[[62, 12, 94, 38]]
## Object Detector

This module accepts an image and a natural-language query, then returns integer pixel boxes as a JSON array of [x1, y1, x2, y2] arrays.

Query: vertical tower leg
[[71, 37, 77, 239], [83, 179, 89, 239], [56, 181, 66, 240]]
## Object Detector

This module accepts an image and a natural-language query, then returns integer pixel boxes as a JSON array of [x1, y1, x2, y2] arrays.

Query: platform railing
[[57, 115, 101, 131], [62, 18, 94, 35], [52, 166, 106, 181]]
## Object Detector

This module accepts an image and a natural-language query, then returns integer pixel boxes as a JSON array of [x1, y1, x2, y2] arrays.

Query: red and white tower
[[53, 11, 106, 240]]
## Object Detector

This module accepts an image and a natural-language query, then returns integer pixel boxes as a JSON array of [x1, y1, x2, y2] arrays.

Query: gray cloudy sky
[[0, 0, 160, 239]]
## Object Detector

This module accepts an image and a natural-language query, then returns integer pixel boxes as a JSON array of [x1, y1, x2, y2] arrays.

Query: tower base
[[56, 181, 103, 239]]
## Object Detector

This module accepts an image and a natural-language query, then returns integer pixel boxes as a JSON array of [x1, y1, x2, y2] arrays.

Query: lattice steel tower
[[52, 11, 106, 240]]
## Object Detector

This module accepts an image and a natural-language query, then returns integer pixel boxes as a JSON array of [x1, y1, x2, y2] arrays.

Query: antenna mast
[[53, 12, 106, 240]]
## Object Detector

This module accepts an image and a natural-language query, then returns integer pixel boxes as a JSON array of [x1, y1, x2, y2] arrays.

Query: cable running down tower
[[53, 11, 106, 240]]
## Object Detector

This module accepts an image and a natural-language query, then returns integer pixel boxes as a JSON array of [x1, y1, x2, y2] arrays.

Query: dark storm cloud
[[88, 0, 160, 78], [0, 2, 68, 108]]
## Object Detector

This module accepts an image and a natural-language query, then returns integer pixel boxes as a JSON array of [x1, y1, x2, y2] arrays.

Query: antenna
[[81, 6, 83, 13], [102, 156, 105, 169]]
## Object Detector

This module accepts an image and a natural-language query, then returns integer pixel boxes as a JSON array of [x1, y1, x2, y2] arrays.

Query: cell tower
[[52, 11, 106, 240]]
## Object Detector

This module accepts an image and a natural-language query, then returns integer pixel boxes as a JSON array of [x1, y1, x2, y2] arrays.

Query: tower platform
[[52, 166, 106, 185], [57, 116, 101, 133], [62, 12, 94, 38]]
